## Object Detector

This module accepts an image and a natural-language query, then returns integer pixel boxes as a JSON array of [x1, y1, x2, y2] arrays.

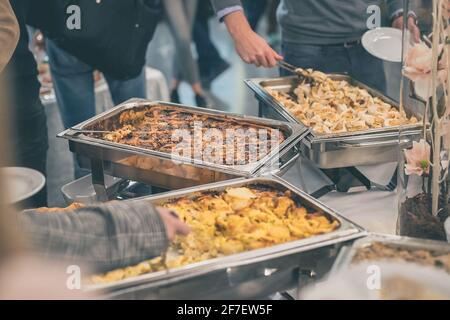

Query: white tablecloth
[[281, 157, 398, 235]]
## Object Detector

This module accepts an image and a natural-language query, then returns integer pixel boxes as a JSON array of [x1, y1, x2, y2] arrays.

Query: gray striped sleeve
[[17, 200, 169, 273]]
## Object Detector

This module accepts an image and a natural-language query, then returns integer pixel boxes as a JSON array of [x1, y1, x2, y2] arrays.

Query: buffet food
[[380, 276, 449, 300], [95, 105, 285, 165], [91, 185, 340, 284], [36, 202, 85, 213], [266, 69, 419, 134], [352, 242, 450, 274]]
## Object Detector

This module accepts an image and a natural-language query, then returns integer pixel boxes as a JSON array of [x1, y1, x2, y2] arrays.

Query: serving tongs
[[277, 61, 318, 85], [277, 61, 320, 101]]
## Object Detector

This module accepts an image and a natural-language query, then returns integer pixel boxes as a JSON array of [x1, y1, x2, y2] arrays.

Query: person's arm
[[210, 0, 243, 21], [17, 200, 189, 272], [387, 0, 421, 43], [0, 0, 20, 73], [210, 0, 282, 68]]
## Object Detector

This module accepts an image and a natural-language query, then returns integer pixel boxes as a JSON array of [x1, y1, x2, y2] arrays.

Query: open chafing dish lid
[[58, 99, 311, 176]]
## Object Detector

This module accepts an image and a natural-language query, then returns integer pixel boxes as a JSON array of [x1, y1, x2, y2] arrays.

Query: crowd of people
[[0, 0, 429, 297]]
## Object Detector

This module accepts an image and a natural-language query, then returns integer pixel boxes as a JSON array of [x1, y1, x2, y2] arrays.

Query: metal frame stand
[[90, 158, 109, 202], [310, 167, 398, 199]]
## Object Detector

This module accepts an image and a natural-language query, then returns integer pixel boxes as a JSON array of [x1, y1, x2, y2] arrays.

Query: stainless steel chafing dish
[[58, 99, 309, 198], [87, 177, 366, 300], [331, 233, 450, 274], [245, 75, 423, 169]]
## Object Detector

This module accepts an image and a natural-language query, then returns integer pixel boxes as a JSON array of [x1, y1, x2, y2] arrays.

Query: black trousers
[[9, 76, 49, 208]]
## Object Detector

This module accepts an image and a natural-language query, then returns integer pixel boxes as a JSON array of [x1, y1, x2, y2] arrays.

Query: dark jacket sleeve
[[17, 200, 169, 273], [210, 0, 243, 13]]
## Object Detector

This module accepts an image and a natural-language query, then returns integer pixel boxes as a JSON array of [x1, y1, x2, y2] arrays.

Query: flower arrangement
[[399, 0, 450, 240], [404, 139, 431, 177]]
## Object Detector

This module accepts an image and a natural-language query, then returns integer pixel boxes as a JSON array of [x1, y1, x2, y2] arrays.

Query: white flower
[[404, 139, 431, 176], [403, 43, 447, 100]]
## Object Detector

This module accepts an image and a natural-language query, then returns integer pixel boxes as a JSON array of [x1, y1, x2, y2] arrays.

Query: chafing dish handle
[[244, 79, 303, 125], [277, 153, 300, 175], [263, 146, 300, 176], [91, 159, 109, 202], [338, 139, 411, 148]]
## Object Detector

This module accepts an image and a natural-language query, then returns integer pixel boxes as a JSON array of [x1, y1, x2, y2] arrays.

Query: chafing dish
[[331, 233, 450, 274], [58, 99, 309, 196], [245, 75, 423, 169], [87, 177, 365, 299]]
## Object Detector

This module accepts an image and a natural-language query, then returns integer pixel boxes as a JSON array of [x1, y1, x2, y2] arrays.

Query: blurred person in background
[[193, 2, 230, 89], [2, 0, 49, 207], [242, 0, 269, 31], [212, 0, 421, 93], [242, 0, 281, 46], [0, 0, 18, 72], [163, 0, 208, 107], [46, 35, 147, 179], [266, 0, 281, 46], [33, 0, 161, 179], [45, 40, 147, 131]]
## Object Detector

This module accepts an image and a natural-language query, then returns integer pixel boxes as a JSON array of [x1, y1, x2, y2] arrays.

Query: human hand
[[224, 11, 283, 68], [157, 207, 190, 241], [392, 15, 421, 43]]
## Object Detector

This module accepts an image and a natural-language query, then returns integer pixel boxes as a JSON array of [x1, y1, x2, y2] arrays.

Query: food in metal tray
[[36, 202, 85, 213], [92, 105, 285, 165], [380, 276, 449, 300], [266, 70, 419, 134], [91, 185, 340, 284], [352, 242, 450, 274]]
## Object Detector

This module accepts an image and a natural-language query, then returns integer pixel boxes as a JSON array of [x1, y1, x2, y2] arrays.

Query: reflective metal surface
[[58, 99, 309, 190], [246, 75, 424, 168], [88, 176, 366, 299], [331, 233, 450, 275]]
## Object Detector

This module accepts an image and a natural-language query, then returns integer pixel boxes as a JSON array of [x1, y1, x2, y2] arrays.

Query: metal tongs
[[69, 128, 113, 135], [277, 60, 318, 86], [277, 61, 320, 101], [69, 127, 152, 136]]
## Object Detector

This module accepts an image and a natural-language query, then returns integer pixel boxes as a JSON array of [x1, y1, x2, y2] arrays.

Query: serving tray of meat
[[58, 99, 309, 190]]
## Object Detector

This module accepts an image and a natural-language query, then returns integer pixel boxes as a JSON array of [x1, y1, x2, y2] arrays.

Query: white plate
[[362, 27, 403, 63], [1, 167, 46, 204]]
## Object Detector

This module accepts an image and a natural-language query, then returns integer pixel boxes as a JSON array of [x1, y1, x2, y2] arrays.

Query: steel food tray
[[58, 99, 309, 191], [88, 176, 366, 299], [245, 75, 424, 168], [331, 233, 450, 274]]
